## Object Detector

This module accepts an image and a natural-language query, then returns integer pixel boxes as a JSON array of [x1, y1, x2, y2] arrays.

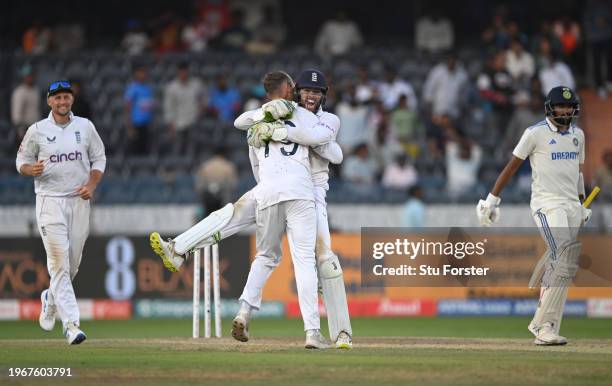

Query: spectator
[[423, 52, 468, 120], [69, 79, 92, 119], [164, 62, 205, 154], [382, 153, 418, 190], [342, 143, 378, 186], [182, 15, 210, 52], [216, 9, 251, 52], [477, 51, 514, 133], [195, 147, 238, 215], [11, 66, 40, 141], [52, 22, 85, 53], [445, 133, 482, 198], [538, 53, 575, 95], [553, 17, 581, 58], [208, 74, 241, 123], [22, 22, 51, 54], [377, 66, 418, 111], [594, 150, 612, 200], [121, 20, 150, 55], [505, 39, 535, 84], [315, 11, 363, 56], [415, 11, 454, 53], [503, 89, 543, 156], [402, 185, 426, 227], [390, 94, 423, 158], [583, 0, 612, 99], [354, 66, 376, 104], [245, 5, 286, 54], [154, 13, 183, 54], [336, 86, 369, 153], [124, 65, 154, 155]]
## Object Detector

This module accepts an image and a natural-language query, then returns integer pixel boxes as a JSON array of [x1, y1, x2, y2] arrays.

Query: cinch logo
[[49, 151, 82, 163], [551, 151, 578, 160]]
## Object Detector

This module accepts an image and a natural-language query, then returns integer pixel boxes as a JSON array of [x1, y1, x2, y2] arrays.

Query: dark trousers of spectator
[[592, 40, 612, 89], [129, 124, 149, 155]]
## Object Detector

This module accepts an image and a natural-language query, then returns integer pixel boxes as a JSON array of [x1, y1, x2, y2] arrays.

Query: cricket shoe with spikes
[[305, 329, 330, 349], [335, 331, 353, 349], [39, 289, 57, 331], [149, 232, 185, 272], [231, 312, 250, 342], [529, 323, 568, 346], [63, 322, 87, 345]]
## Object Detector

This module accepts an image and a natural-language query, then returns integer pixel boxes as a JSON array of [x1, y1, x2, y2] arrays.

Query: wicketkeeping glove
[[476, 193, 501, 227], [261, 99, 296, 121], [247, 121, 286, 148]]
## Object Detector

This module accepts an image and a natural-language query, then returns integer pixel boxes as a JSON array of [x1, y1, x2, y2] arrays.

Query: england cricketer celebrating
[[16, 80, 106, 345], [150, 70, 352, 348], [476, 86, 588, 345]]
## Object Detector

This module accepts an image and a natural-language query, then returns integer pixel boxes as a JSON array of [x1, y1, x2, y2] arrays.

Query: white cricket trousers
[[239, 199, 320, 331], [36, 195, 90, 326], [531, 202, 582, 333]]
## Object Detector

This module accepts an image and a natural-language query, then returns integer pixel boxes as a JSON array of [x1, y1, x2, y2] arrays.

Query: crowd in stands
[[5, 0, 612, 212]]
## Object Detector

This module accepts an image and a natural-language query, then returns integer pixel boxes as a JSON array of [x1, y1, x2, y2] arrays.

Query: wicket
[[192, 244, 221, 338]]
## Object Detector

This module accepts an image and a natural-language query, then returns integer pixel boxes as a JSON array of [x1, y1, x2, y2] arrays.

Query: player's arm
[[311, 141, 343, 164], [477, 128, 533, 226], [284, 115, 337, 146], [490, 156, 524, 197], [16, 124, 43, 176], [78, 121, 107, 200], [248, 146, 260, 183], [234, 109, 264, 131]]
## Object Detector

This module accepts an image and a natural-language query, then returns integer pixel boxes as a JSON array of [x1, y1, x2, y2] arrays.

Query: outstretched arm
[[234, 109, 264, 131]]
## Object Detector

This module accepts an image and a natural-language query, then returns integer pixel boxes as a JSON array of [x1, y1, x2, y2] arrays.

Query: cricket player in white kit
[[477, 86, 588, 345], [16, 80, 106, 345], [150, 70, 352, 348]]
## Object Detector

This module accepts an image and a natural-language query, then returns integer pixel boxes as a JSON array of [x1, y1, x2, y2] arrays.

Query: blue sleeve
[[124, 84, 136, 102]]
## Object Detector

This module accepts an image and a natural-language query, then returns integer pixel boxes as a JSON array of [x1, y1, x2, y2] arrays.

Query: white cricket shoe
[[39, 289, 56, 332], [335, 331, 353, 349], [63, 322, 87, 345], [529, 323, 568, 346], [305, 329, 330, 349], [149, 232, 184, 272], [231, 313, 250, 342]]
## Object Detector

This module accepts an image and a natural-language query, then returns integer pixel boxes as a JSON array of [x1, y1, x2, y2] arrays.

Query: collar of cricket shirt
[[47, 111, 75, 127]]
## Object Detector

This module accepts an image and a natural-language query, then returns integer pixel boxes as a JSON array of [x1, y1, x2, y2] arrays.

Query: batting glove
[[261, 99, 296, 121], [476, 193, 501, 227], [581, 206, 592, 226]]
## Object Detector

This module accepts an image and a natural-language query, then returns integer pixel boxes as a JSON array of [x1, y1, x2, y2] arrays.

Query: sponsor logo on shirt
[[46, 136, 56, 143], [49, 151, 83, 163], [573, 137, 579, 146], [551, 151, 579, 160], [549, 139, 556, 145]]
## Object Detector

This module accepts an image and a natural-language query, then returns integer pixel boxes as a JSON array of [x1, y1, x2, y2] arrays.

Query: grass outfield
[[1, 317, 611, 386]]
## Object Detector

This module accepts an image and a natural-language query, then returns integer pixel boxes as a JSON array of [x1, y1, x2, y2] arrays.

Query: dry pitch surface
[[1, 318, 611, 386]]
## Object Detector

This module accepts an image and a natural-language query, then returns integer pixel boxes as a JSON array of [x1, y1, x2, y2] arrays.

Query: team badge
[[563, 88, 572, 99], [311, 72, 318, 82], [75, 131, 81, 144], [573, 138, 579, 146]]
